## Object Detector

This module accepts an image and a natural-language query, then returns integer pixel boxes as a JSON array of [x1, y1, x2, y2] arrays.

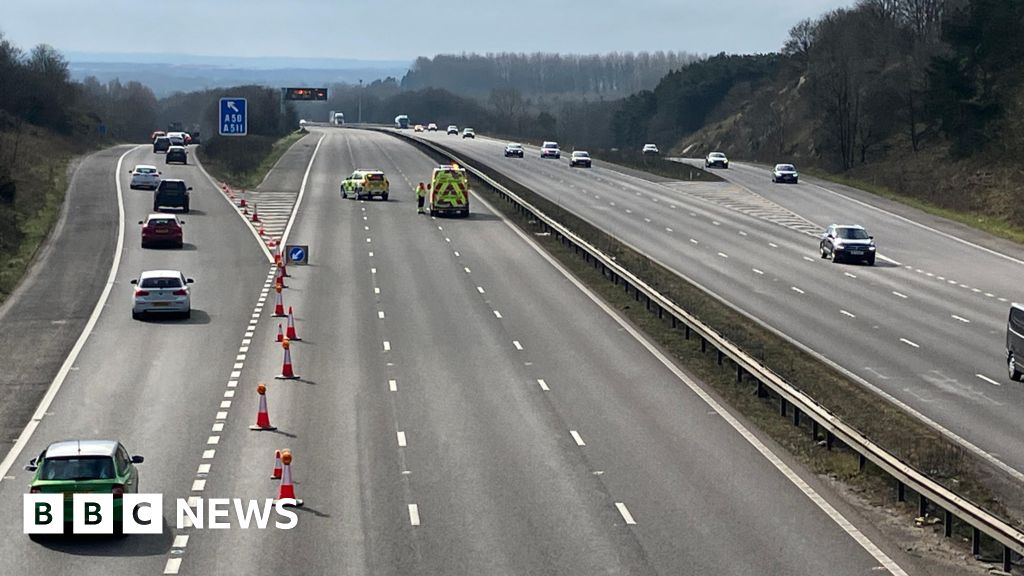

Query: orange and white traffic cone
[[286, 307, 300, 341], [271, 449, 283, 479], [249, 383, 277, 431], [274, 263, 287, 288], [273, 250, 282, 267], [273, 284, 286, 317], [258, 224, 266, 237], [275, 338, 298, 380], [276, 323, 284, 342], [278, 247, 290, 277], [239, 191, 247, 208], [251, 203, 260, 223], [276, 450, 303, 506]]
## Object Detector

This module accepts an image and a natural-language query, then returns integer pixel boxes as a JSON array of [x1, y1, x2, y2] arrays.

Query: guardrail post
[[658, 306, 663, 319], [944, 510, 953, 537], [736, 365, 743, 383], [1004, 546, 1012, 573], [756, 381, 767, 398], [792, 406, 800, 427], [825, 431, 834, 451], [716, 349, 723, 365], [671, 316, 677, 328], [919, 494, 928, 518], [858, 453, 866, 472], [780, 397, 788, 417], [897, 480, 905, 502], [700, 337, 706, 353], [684, 325, 690, 340], [972, 527, 981, 556]]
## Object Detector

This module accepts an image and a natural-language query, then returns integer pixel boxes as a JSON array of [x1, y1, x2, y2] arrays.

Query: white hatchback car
[[131, 270, 193, 319], [129, 165, 161, 190]]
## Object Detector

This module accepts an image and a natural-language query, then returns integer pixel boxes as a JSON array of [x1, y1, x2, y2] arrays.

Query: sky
[[1, 0, 853, 63]]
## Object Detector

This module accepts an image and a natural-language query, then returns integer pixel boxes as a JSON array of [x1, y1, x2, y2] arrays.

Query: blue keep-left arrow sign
[[287, 245, 308, 264], [219, 97, 247, 136]]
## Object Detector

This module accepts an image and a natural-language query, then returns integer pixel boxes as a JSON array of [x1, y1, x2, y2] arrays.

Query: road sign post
[[219, 98, 247, 136], [286, 245, 309, 265]]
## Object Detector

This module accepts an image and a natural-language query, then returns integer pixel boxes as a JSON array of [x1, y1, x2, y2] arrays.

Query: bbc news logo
[[24, 494, 299, 534]]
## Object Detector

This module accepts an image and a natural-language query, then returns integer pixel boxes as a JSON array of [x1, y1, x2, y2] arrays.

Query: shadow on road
[[30, 519, 173, 556]]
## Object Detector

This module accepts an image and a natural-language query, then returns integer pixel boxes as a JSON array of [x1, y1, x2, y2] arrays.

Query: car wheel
[[829, 248, 838, 263], [382, 193, 389, 201], [153, 205, 160, 212], [183, 308, 191, 320], [866, 255, 876, 266], [183, 203, 190, 213], [1010, 354, 1023, 381], [793, 178, 798, 184], [132, 310, 141, 320], [176, 241, 184, 249], [819, 244, 827, 259]]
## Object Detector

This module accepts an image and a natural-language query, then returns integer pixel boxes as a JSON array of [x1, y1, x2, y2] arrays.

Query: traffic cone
[[275, 338, 298, 380], [249, 384, 277, 431], [276, 450, 303, 506], [276, 323, 284, 342], [273, 285, 286, 317], [286, 307, 300, 341], [239, 191, 247, 208], [279, 253, 290, 277], [251, 203, 260, 223], [258, 224, 266, 237], [275, 264, 287, 288], [271, 450, 283, 479], [273, 250, 282, 267]]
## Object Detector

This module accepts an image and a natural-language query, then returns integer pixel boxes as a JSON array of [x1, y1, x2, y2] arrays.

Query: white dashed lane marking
[[408, 504, 421, 526], [397, 431, 407, 447], [951, 314, 970, 323], [615, 502, 637, 525], [389, 379, 398, 392], [537, 379, 549, 391], [899, 338, 920, 349], [977, 374, 1001, 387], [570, 430, 586, 446], [791, 287, 805, 295], [892, 291, 907, 299], [840, 310, 856, 318], [752, 269, 764, 275], [513, 340, 523, 351]]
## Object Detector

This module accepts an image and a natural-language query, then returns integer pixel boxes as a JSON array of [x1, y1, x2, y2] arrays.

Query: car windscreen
[[777, 165, 795, 171], [136, 167, 157, 174], [40, 456, 116, 481], [140, 277, 183, 289], [710, 153, 725, 158], [837, 228, 869, 240], [160, 182, 185, 192], [574, 152, 590, 157], [543, 143, 558, 148], [147, 219, 175, 227]]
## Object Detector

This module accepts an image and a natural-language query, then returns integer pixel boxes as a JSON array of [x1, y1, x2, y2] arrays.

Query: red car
[[140, 213, 184, 248]]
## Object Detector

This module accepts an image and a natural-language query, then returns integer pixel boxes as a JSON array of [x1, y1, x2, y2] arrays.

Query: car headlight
[[868, 246, 876, 250]]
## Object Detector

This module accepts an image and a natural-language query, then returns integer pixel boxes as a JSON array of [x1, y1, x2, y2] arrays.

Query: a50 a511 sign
[[24, 494, 298, 534], [219, 97, 247, 136]]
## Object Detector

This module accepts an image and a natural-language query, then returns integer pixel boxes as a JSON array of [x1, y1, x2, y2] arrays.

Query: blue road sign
[[219, 97, 247, 136], [287, 245, 308, 265]]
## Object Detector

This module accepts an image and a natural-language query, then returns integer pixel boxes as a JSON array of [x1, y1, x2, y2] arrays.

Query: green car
[[26, 440, 144, 528]]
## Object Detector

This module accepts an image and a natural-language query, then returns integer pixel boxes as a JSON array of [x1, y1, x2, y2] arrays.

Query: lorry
[[333, 112, 345, 125], [428, 164, 469, 217], [395, 114, 410, 129]]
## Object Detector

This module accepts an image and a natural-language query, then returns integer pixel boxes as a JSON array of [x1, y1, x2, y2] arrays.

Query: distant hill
[[66, 52, 408, 97]]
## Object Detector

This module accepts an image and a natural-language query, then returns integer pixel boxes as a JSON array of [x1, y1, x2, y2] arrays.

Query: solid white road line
[[279, 133, 325, 247], [615, 502, 636, 525], [0, 145, 140, 482], [537, 379, 549, 391], [899, 338, 920, 349], [977, 374, 1001, 387], [397, 431, 407, 447], [570, 430, 585, 446], [408, 504, 420, 526]]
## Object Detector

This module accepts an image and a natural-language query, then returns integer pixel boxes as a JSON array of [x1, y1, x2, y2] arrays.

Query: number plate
[[152, 302, 169, 307], [849, 250, 864, 255]]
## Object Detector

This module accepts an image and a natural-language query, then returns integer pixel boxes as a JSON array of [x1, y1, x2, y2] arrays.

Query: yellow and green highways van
[[340, 169, 390, 201], [428, 164, 469, 217]]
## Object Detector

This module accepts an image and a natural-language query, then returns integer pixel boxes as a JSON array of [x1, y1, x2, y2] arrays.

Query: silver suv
[[819, 224, 876, 265]]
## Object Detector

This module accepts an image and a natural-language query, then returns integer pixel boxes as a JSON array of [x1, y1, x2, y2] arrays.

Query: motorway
[[414, 131, 1024, 479], [0, 127, 929, 574]]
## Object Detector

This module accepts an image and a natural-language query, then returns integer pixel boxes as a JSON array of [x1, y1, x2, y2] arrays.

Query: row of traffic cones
[[244, 226, 304, 506]]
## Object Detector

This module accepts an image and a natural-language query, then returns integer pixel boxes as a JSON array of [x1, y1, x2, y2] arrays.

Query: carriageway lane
[[0, 144, 268, 575], [0, 145, 130, 457], [417, 131, 1024, 477], [180, 127, 916, 576]]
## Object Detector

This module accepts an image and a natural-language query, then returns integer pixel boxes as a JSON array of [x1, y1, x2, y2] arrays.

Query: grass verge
[[0, 128, 80, 304], [804, 167, 1024, 246], [390, 130, 1023, 562], [195, 130, 305, 190]]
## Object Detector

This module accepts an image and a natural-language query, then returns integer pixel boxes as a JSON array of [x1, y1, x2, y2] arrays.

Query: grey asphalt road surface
[[415, 131, 1024, 478], [170, 127, 919, 576], [0, 143, 268, 575], [0, 146, 132, 456]]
